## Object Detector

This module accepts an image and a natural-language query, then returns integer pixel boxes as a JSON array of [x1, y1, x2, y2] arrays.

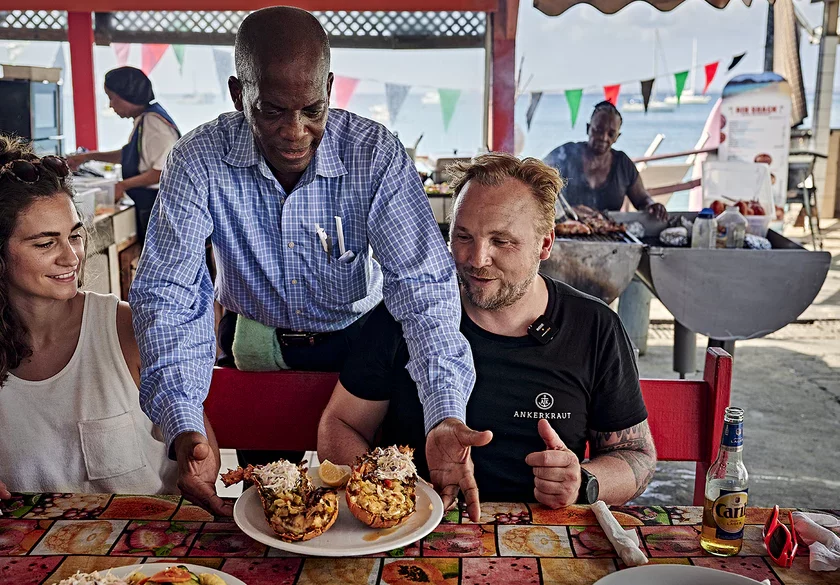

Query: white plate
[[595, 564, 766, 585], [109, 563, 245, 585], [233, 467, 444, 557]]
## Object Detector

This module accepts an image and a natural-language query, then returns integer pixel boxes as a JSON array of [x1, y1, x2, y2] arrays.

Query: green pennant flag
[[565, 89, 583, 128], [438, 88, 461, 132], [173, 45, 186, 74], [674, 71, 689, 104]]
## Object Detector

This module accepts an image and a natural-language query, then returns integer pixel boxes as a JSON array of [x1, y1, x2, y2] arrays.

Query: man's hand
[[174, 431, 233, 517], [0, 480, 10, 500], [426, 418, 492, 522], [525, 419, 581, 509], [646, 202, 668, 222]]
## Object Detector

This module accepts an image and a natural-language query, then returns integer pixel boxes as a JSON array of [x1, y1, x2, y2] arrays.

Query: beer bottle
[[700, 406, 749, 556]]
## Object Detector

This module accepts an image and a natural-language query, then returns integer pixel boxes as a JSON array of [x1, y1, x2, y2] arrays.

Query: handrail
[[632, 146, 717, 164]]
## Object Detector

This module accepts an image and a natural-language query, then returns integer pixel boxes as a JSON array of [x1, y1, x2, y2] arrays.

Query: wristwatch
[[577, 467, 600, 504]]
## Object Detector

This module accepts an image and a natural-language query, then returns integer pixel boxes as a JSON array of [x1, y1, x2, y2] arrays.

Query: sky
[[0, 1, 837, 95]]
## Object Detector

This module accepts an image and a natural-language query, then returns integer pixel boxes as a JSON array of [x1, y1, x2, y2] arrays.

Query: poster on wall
[[718, 73, 792, 210]]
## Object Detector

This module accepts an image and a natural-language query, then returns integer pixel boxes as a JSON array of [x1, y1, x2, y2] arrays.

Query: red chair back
[[204, 348, 731, 505]]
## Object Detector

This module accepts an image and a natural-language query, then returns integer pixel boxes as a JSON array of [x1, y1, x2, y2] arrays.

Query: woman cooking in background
[[67, 66, 181, 242], [543, 101, 668, 221]]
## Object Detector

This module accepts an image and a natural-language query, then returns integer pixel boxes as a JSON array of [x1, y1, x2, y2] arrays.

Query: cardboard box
[[0, 64, 61, 83]]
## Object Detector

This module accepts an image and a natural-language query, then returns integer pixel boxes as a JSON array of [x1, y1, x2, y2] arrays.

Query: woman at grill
[[67, 66, 181, 242], [543, 101, 667, 221]]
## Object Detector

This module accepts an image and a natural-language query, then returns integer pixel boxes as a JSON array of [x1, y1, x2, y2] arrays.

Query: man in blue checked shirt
[[130, 6, 490, 519]]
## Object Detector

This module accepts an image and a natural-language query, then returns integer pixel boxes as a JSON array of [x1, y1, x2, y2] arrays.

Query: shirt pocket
[[78, 412, 145, 481], [315, 253, 368, 306]]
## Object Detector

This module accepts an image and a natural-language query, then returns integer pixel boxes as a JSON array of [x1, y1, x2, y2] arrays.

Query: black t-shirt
[[543, 141, 640, 211], [339, 276, 648, 502]]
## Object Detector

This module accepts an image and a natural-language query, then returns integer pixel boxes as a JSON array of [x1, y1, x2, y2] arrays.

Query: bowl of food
[[345, 445, 418, 528]]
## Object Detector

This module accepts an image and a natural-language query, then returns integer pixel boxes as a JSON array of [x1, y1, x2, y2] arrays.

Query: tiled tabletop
[[1, 494, 838, 584]]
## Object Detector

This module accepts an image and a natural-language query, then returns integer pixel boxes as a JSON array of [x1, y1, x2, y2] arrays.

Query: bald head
[[235, 6, 330, 84]]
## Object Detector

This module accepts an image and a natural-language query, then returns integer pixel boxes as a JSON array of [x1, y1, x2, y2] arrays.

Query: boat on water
[[622, 99, 675, 113], [663, 39, 712, 105]]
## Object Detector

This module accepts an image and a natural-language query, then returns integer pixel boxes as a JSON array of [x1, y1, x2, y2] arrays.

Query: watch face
[[586, 477, 600, 504]]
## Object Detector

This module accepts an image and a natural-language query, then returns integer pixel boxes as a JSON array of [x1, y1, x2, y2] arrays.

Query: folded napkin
[[591, 500, 648, 566], [792, 511, 840, 571]]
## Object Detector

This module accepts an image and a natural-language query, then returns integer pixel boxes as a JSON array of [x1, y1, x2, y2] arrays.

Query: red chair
[[640, 347, 732, 505], [204, 348, 731, 505]]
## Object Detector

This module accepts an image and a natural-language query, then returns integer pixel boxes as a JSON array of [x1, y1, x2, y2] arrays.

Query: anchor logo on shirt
[[535, 392, 554, 411]]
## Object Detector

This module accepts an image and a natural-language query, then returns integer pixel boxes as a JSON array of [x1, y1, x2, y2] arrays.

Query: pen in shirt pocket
[[334, 216, 356, 263]]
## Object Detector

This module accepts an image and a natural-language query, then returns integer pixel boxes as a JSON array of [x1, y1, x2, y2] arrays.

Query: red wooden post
[[489, 0, 517, 153], [67, 11, 98, 150]]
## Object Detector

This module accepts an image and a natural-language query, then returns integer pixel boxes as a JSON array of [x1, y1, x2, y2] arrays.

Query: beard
[[457, 257, 540, 312]]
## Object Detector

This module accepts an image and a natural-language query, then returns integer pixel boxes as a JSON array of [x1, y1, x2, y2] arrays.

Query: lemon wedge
[[318, 460, 351, 488]]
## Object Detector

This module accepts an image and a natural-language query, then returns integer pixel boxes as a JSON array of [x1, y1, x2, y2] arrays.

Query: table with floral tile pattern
[[1, 494, 838, 585]]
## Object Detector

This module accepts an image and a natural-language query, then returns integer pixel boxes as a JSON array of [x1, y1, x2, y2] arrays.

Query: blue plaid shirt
[[130, 110, 475, 452]]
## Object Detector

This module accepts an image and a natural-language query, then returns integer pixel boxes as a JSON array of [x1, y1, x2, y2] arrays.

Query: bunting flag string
[[603, 84, 621, 106], [703, 62, 719, 94], [212, 48, 235, 100], [564, 89, 583, 128], [438, 88, 461, 132], [673, 71, 689, 104], [141, 44, 169, 76], [113, 43, 131, 67], [526, 92, 543, 130], [728, 53, 746, 72], [332, 76, 359, 110], [385, 83, 411, 125], [640, 79, 654, 113]]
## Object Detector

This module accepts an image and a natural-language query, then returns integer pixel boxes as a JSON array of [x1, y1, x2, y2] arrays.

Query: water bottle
[[715, 207, 748, 249], [691, 208, 717, 249]]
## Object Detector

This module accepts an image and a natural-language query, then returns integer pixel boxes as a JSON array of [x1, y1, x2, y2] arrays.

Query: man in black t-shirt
[[318, 153, 657, 509]]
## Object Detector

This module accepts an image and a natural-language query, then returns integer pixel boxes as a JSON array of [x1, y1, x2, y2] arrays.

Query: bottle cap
[[698, 208, 715, 219]]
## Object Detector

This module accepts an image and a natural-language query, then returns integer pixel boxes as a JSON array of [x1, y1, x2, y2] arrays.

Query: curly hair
[[446, 152, 565, 237], [0, 135, 76, 386]]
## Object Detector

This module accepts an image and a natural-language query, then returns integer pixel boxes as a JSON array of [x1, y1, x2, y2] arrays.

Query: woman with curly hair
[[0, 135, 207, 498]]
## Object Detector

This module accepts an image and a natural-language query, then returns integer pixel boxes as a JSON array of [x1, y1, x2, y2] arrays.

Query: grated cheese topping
[[372, 446, 417, 483], [254, 460, 301, 493], [54, 571, 127, 585]]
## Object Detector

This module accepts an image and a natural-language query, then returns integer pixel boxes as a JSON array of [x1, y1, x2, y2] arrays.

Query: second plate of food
[[233, 466, 444, 556]]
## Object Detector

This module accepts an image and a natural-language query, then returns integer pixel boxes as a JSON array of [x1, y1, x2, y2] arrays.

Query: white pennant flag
[[385, 83, 410, 126], [212, 48, 235, 102]]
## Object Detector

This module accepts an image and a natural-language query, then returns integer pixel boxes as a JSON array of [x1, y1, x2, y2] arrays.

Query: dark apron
[[121, 103, 180, 243]]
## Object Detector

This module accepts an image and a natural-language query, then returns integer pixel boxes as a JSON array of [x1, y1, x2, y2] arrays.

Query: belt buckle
[[279, 332, 317, 347]]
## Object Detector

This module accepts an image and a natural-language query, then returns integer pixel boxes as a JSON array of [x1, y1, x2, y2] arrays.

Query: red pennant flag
[[703, 62, 720, 94], [141, 44, 169, 76], [332, 76, 359, 110], [604, 84, 621, 106], [113, 43, 131, 67]]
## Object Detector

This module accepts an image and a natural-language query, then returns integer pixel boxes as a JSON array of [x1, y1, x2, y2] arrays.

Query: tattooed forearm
[[590, 421, 657, 498]]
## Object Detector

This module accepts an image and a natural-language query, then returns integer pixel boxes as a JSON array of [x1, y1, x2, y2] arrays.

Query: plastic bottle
[[691, 208, 717, 249], [715, 207, 748, 249]]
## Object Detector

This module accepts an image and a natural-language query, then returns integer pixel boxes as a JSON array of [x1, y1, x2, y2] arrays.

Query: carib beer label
[[713, 489, 749, 539], [722, 421, 744, 448]]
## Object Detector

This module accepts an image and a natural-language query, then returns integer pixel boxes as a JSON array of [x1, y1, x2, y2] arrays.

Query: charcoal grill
[[540, 230, 644, 304]]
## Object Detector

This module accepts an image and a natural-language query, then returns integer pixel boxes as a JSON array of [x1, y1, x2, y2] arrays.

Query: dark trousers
[[216, 309, 372, 467], [127, 188, 158, 244]]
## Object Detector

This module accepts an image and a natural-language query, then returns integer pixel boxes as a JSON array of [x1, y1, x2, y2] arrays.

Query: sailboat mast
[[689, 37, 697, 94]]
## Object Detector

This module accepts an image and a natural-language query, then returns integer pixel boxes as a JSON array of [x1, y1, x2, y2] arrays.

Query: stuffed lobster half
[[221, 460, 338, 541], [345, 445, 418, 528]]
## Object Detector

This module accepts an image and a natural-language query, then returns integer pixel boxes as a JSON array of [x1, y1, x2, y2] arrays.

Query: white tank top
[[0, 292, 178, 494]]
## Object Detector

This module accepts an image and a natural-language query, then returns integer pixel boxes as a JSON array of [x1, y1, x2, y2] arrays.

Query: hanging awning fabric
[[534, 0, 750, 17]]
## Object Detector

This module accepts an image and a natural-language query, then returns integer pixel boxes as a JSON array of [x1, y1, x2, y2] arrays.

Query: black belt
[[275, 329, 337, 347]]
